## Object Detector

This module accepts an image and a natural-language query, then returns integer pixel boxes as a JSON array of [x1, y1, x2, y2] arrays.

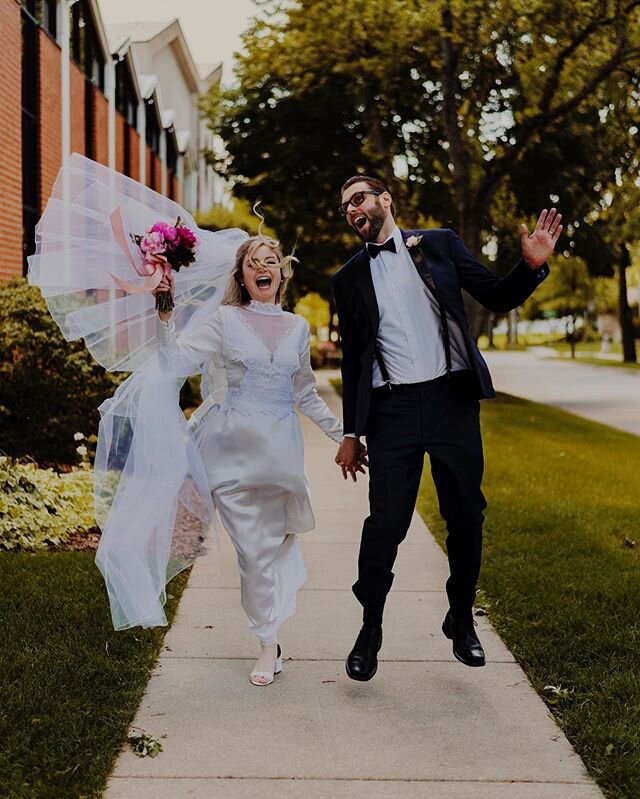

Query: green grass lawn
[[478, 334, 640, 368], [545, 341, 640, 369], [478, 331, 565, 350], [417, 394, 640, 799], [0, 552, 189, 798], [551, 340, 624, 356], [543, 355, 640, 370]]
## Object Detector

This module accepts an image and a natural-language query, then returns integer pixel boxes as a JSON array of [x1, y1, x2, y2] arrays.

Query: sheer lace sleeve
[[157, 308, 224, 372], [293, 320, 343, 442]]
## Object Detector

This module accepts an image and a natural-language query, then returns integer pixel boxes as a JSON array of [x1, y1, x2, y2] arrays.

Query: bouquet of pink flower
[[130, 217, 199, 313]]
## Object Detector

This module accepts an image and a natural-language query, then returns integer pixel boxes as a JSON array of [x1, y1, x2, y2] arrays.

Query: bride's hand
[[153, 272, 175, 320]]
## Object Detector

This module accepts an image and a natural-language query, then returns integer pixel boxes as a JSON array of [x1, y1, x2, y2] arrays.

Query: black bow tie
[[367, 238, 397, 258]]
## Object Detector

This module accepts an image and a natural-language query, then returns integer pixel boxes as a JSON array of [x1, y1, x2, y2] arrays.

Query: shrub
[[0, 279, 123, 466], [180, 374, 202, 413], [0, 457, 95, 550]]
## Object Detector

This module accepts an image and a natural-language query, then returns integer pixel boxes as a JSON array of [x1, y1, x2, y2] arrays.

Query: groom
[[331, 175, 562, 680]]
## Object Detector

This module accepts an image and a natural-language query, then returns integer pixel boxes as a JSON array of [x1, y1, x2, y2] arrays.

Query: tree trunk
[[507, 308, 518, 348], [487, 313, 496, 350], [569, 315, 576, 359], [328, 295, 339, 345], [618, 256, 637, 363], [440, 6, 490, 342], [459, 218, 489, 341]]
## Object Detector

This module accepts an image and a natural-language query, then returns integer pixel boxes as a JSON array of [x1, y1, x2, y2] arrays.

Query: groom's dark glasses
[[339, 190, 382, 216]]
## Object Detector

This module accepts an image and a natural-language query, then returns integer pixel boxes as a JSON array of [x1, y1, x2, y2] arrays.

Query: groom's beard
[[349, 202, 387, 242]]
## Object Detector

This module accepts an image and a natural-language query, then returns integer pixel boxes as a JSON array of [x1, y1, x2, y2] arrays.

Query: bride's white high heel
[[249, 643, 283, 686]]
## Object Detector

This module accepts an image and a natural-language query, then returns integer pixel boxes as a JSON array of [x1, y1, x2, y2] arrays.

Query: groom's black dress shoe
[[442, 610, 486, 667], [346, 624, 383, 681]]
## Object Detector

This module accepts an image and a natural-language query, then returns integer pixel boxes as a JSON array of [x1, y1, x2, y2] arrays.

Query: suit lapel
[[402, 230, 462, 327], [353, 248, 380, 331], [401, 229, 436, 292], [353, 232, 449, 331]]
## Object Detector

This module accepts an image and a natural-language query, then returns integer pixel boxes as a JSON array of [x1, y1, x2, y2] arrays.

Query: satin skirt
[[215, 485, 307, 642], [192, 405, 310, 642]]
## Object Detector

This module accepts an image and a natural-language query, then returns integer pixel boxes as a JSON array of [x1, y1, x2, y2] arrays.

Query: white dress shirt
[[366, 227, 469, 388]]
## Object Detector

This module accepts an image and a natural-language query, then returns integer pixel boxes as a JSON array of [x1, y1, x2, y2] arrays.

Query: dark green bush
[[0, 279, 123, 466], [179, 374, 202, 412]]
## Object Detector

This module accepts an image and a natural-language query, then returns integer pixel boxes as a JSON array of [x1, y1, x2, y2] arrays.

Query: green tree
[[507, 66, 640, 362], [202, 0, 640, 333], [293, 292, 330, 332], [526, 257, 594, 358], [591, 182, 640, 363], [196, 197, 276, 237]]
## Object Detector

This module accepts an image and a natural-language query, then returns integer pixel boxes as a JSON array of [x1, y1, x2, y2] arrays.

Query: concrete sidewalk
[[105, 376, 603, 799]]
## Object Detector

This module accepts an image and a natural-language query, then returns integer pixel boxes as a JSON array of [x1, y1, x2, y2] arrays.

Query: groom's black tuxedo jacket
[[331, 228, 549, 437]]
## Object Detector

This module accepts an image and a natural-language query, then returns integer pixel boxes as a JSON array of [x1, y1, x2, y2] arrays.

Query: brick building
[[0, 0, 222, 280]]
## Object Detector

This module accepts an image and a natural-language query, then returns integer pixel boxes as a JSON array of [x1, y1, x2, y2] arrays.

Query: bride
[[28, 153, 358, 686], [154, 236, 344, 684]]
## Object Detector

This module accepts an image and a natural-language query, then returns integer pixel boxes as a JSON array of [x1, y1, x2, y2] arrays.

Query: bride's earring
[[249, 642, 282, 686]]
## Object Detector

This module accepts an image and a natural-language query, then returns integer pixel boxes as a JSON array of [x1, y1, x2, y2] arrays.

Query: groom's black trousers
[[354, 370, 487, 626]]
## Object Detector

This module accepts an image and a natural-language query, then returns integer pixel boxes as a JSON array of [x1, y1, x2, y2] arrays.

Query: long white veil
[[28, 153, 248, 629]]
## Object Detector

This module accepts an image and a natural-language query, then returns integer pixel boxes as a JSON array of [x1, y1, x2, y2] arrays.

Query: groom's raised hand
[[335, 437, 368, 483], [520, 208, 563, 269]]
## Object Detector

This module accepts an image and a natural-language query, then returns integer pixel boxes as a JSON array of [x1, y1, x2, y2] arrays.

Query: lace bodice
[[157, 302, 343, 441], [222, 305, 300, 418]]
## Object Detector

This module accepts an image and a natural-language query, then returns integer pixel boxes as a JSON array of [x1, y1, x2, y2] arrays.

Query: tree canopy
[[201, 0, 640, 334]]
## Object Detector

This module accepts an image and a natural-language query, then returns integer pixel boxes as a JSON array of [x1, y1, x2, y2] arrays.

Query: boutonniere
[[405, 235, 423, 250]]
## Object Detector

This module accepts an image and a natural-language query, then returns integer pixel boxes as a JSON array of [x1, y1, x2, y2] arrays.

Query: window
[[21, 4, 39, 274], [115, 60, 138, 128], [85, 79, 95, 159], [115, 60, 138, 177], [166, 131, 178, 174], [41, 0, 56, 38], [70, 1, 105, 91], [19, 0, 55, 37], [145, 101, 160, 155]]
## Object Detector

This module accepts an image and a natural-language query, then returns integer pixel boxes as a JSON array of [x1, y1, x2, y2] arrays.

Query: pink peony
[[150, 222, 179, 247], [176, 224, 199, 249], [140, 230, 166, 255]]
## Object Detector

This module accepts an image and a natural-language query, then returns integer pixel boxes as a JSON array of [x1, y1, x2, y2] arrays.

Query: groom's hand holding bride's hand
[[335, 437, 368, 483], [153, 272, 175, 321]]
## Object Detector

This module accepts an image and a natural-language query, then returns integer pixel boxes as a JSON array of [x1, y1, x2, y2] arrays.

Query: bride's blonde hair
[[221, 235, 296, 307]]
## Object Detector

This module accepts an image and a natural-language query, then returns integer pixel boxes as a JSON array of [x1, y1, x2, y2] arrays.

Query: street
[[482, 350, 640, 436]]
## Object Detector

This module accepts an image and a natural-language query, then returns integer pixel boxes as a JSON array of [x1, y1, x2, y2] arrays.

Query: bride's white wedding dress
[[158, 300, 342, 643], [26, 152, 342, 634]]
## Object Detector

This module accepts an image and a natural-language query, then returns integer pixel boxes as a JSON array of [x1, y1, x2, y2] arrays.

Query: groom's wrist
[[523, 256, 545, 271], [344, 433, 359, 440]]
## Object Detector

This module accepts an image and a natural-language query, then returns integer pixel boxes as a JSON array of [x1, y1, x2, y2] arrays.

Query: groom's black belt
[[373, 369, 472, 395]]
